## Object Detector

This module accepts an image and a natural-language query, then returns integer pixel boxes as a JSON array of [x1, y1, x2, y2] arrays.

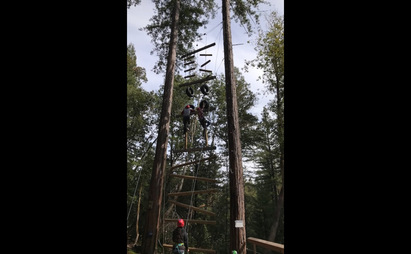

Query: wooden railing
[[247, 237, 284, 254]]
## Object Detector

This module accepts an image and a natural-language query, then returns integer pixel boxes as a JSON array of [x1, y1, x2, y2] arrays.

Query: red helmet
[[177, 219, 184, 227], [186, 105, 190, 108]]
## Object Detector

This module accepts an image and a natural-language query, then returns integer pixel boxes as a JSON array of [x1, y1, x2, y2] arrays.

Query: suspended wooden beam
[[184, 67, 195, 72], [169, 174, 218, 183], [200, 60, 211, 67], [179, 75, 216, 88], [168, 200, 216, 216], [174, 146, 216, 153], [184, 55, 195, 60], [200, 53, 212, 56], [164, 218, 216, 225], [184, 61, 195, 66], [181, 42, 216, 59], [168, 188, 218, 197], [200, 69, 212, 73], [163, 244, 216, 253], [169, 155, 217, 171], [184, 74, 195, 79]]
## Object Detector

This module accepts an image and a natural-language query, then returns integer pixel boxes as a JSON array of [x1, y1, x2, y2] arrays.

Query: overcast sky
[[127, 0, 284, 118]]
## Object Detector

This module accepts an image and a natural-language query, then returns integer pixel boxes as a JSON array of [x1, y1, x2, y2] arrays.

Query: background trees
[[127, 5, 284, 253]]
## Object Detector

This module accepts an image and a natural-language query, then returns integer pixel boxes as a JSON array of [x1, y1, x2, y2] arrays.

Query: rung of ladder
[[184, 61, 195, 66], [179, 75, 216, 88], [169, 155, 217, 171], [200, 60, 211, 67], [200, 53, 212, 56], [181, 42, 216, 59], [168, 200, 216, 216], [174, 146, 216, 153], [184, 74, 195, 78], [168, 188, 218, 196], [169, 174, 218, 183], [163, 244, 216, 253], [199, 69, 212, 73], [184, 67, 195, 72], [164, 218, 216, 225]]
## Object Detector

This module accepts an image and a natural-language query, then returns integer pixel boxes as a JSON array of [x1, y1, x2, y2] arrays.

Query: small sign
[[235, 220, 243, 228]]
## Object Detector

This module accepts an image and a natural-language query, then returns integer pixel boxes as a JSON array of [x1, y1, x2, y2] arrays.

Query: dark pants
[[199, 118, 210, 129], [183, 116, 190, 134], [173, 245, 185, 254]]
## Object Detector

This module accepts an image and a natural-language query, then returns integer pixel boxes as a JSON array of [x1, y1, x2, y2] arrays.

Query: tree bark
[[267, 71, 285, 244], [141, 0, 180, 253], [222, 0, 247, 253], [134, 185, 143, 246]]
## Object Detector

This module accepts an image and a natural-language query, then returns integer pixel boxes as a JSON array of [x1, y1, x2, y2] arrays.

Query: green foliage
[[143, 0, 217, 74], [230, 0, 267, 35], [127, 0, 141, 9], [127, 43, 160, 242]]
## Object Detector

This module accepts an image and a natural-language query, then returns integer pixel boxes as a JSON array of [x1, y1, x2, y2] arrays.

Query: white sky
[[127, 0, 284, 119]]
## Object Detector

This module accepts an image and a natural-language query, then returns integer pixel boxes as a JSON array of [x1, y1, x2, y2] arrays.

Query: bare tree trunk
[[222, 0, 246, 253], [267, 185, 283, 242], [267, 77, 284, 243], [141, 0, 180, 253], [134, 185, 143, 246]]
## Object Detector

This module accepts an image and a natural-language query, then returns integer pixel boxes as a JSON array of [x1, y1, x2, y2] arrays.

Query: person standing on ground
[[172, 219, 189, 253]]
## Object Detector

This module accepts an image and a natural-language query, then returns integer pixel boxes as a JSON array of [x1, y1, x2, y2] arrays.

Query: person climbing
[[172, 219, 189, 253], [196, 103, 210, 131], [181, 104, 195, 134]]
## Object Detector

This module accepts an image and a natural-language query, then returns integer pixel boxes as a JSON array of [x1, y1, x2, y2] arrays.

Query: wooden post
[[222, 0, 246, 253], [141, 0, 180, 253], [185, 131, 188, 149]]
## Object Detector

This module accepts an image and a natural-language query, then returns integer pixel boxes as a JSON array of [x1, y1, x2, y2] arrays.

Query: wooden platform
[[163, 243, 216, 253], [164, 218, 216, 225], [168, 200, 216, 216], [247, 237, 284, 254], [174, 146, 216, 153]]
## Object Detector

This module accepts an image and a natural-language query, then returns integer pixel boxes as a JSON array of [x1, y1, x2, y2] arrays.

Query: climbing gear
[[186, 87, 194, 97], [199, 100, 209, 110], [200, 84, 209, 95]]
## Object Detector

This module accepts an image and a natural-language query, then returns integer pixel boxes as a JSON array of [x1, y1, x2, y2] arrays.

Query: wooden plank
[[199, 69, 212, 73], [169, 174, 218, 183], [179, 75, 216, 88], [247, 237, 284, 254], [184, 67, 195, 72], [169, 155, 217, 171], [174, 146, 216, 153], [168, 188, 218, 196], [168, 200, 216, 216], [200, 53, 212, 56], [164, 218, 216, 224], [163, 244, 216, 253], [184, 74, 195, 78], [200, 60, 211, 67], [184, 61, 195, 66], [181, 42, 216, 59]]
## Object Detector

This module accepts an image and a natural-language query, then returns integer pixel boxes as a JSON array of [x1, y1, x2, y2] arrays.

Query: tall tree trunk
[[134, 184, 143, 246], [141, 0, 180, 253], [222, 0, 246, 253], [267, 77, 284, 243], [267, 185, 283, 242]]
